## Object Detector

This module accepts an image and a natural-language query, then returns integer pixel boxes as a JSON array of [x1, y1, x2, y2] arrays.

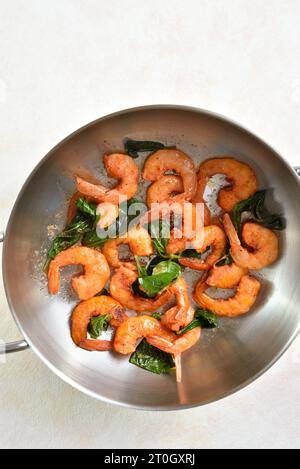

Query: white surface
[[0, 0, 300, 449]]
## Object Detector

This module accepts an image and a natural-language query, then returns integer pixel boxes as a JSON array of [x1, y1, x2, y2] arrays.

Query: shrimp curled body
[[76, 153, 139, 204], [71, 296, 127, 351], [147, 328, 201, 355], [161, 277, 194, 331], [48, 246, 110, 300], [194, 274, 261, 317], [114, 315, 200, 355], [223, 214, 279, 270], [146, 175, 184, 207], [142, 149, 197, 202], [198, 157, 258, 212], [206, 262, 248, 289]]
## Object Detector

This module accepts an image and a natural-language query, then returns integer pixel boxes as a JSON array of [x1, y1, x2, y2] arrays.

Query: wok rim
[[3, 103, 300, 411]]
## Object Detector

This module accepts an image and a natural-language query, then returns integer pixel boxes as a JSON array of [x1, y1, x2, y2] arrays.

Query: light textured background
[[0, 0, 300, 449]]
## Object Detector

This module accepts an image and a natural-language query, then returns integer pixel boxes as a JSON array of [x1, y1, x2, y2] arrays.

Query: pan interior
[[3, 106, 300, 409]]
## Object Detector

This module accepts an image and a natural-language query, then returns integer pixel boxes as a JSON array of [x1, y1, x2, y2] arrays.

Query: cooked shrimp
[[197, 157, 258, 212], [114, 315, 174, 354], [114, 315, 200, 355], [76, 153, 139, 204], [48, 246, 110, 300], [223, 213, 279, 270], [109, 263, 172, 312], [142, 149, 197, 202], [206, 262, 247, 289], [167, 225, 227, 271], [146, 175, 184, 207], [194, 274, 261, 317], [102, 225, 153, 268], [161, 277, 194, 331], [71, 296, 127, 351], [96, 202, 119, 229], [147, 327, 201, 355]]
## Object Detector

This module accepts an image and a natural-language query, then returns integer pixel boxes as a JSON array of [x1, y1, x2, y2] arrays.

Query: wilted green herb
[[129, 339, 175, 374], [146, 256, 166, 275], [76, 198, 97, 217], [88, 314, 112, 339], [137, 259, 181, 297], [124, 139, 173, 158], [138, 272, 177, 298], [44, 198, 99, 269], [148, 220, 170, 257], [232, 190, 285, 237], [152, 260, 181, 277], [152, 313, 162, 320], [176, 308, 218, 335], [81, 230, 108, 247]]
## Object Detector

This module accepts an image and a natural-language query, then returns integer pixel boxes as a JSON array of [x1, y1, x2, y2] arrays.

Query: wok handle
[[294, 167, 300, 177], [0, 231, 29, 354]]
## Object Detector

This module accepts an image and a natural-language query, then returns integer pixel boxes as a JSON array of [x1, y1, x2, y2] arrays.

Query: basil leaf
[[232, 190, 285, 237], [76, 198, 97, 217], [148, 220, 170, 257], [195, 308, 218, 328], [116, 198, 145, 236], [152, 260, 181, 278], [152, 313, 162, 320], [81, 230, 108, 247], [138, 272, 176, 297], [129, 339, 175, 374], [146, 256, 166, 275], [124, 139, 171, 158], [88, 314, 112, 339], [175, 319, 201, 335], [131, 279, 151, 299], [44, 199, 97, 270], [44, 232, 81, 269], [134, 259, 180, 299], [176, 308, 218, 335]]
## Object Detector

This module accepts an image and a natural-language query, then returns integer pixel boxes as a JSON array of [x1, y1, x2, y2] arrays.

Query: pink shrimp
[[197, 157, 258, 212], [71, 296, 127, 351], [142, 149, 197, 202], [223, 213, 279, 270], [114, 315, 201, 355], [161, 277, 194, 331], [48, 246, 110, 300], [76, 153, 139, 204], [194, 274, 261, 317]]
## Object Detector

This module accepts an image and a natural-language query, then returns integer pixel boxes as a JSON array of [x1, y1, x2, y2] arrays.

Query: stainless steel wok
[[1, 105, 300, 410]]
